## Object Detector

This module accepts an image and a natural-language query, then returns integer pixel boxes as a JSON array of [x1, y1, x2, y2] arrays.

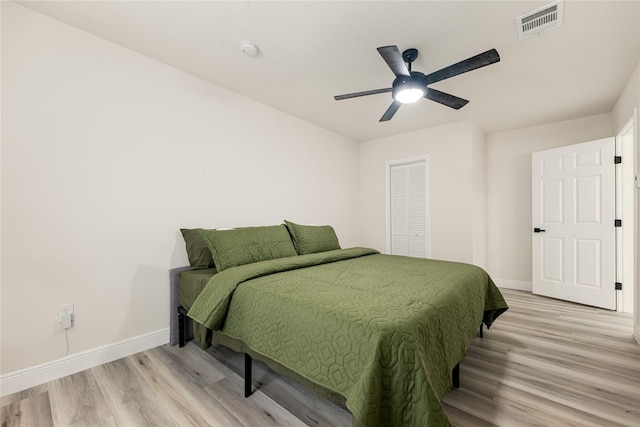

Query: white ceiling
[[17, 0, 640, 142]]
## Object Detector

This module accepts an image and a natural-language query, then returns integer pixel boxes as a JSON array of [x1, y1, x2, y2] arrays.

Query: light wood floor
[[2, 289, 639, 426]]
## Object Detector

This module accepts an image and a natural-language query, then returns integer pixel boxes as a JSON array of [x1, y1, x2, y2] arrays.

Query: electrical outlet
[[58, 303, 74, 324]]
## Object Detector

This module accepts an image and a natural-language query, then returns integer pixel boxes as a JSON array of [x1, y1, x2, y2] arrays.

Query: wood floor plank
[[157, 340, 231, 387], [91, 357, 195, 426], [0, 385, 49, 408], [0, 391, 53, 427], [442, 400, 498, 427], [505, 347, 640, 395], [495, 359, 638, 424], [205, 375, 307, 427], [253, 371, 353, 427], [208, 344, 353, 427], [463, 349, 640, 411], [47, 370, 116, 427], [442, 386, 546, 427], [492, 382, 631, 427], [134, 346, 244, 426]]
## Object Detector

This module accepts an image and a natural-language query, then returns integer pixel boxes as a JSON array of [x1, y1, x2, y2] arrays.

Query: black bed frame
[[176, 305, 484, 397]]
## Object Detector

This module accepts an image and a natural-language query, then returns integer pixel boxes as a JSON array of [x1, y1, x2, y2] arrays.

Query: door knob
[[533, 227, 546, 233]]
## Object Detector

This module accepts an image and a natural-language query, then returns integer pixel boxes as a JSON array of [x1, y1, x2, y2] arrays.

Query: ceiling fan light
[[393, 87, 425, 104]]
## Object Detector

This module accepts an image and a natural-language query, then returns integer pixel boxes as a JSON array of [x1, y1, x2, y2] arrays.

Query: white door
[[532, 137, 616, 309]]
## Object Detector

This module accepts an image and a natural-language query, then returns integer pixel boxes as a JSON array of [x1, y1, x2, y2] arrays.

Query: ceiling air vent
[[516, 0, 564, 40]]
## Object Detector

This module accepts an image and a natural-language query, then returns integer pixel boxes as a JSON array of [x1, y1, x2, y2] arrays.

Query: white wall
[[359, 119, 484, 265], [612, 63, 639, 134], [486, 114, 613, 289], [1, 3, 360, 375], [471, 123, 487, 269]]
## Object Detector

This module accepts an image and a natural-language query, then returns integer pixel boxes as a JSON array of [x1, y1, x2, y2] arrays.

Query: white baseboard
[[0, 328, 169, 397], [634, 322, 640, 346], [494, 278, 532, 292]]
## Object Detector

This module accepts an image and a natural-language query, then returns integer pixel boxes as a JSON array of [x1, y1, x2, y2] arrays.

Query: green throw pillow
[[284, 220, 341, 255], [180, 228, 215, 268], [199, 225, 297, 271]]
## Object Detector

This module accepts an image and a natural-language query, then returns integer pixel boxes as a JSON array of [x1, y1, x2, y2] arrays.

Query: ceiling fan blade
[[424, 48, 500, 85], [425, 88, 469, 110], [377, 46, 410, 77], [379, 100, 402, 122], [334, 87, 392, 100]]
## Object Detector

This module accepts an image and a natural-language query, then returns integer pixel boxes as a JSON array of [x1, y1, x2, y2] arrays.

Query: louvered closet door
[[389, 159, 428, 258]]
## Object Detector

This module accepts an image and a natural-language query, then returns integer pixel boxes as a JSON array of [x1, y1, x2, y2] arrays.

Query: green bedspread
[[188, 247, 508, 427]]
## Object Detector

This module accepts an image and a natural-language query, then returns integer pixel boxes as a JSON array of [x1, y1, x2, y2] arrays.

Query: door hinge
[[615, 219, 622, 227], [614, 156, 622, 164], [615, 282, 622, 290]]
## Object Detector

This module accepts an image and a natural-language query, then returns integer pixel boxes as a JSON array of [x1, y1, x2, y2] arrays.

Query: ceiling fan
[[334, 46, 500, 122]]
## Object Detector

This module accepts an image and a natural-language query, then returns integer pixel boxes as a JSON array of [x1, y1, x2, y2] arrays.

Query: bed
[[170, 222, 508, 427]]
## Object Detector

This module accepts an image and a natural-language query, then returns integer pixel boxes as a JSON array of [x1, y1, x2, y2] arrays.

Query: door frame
[[616, 115, 636, 314]]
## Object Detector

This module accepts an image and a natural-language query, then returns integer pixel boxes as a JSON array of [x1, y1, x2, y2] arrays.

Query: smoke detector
[[240, 40, 259, 56], [516, 0, 564, 40]]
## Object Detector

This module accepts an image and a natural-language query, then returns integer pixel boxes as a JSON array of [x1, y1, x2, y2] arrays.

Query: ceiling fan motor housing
[[392, 71, 427, 102]]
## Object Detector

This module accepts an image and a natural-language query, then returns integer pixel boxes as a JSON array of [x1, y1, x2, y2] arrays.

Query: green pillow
[[284, 220, 341, 255], [199, 225, 297, 271], [180, 228, 215, 268]]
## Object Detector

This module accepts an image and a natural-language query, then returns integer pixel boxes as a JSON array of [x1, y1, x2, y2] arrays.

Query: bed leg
[[177, 306, 187, 348], [452, 363, 460, 389], [244, 353, 253, 397], [479, 323, 484, 338]]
